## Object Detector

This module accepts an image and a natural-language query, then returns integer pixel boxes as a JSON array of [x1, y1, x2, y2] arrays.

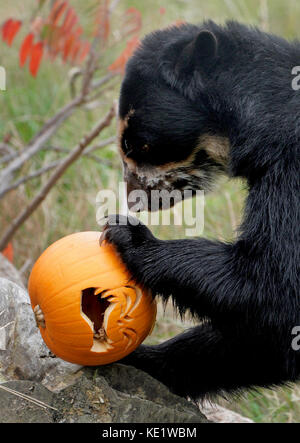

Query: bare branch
[[80, 30, 106, 98], [0, 143, 19, 165], [0, 143, 15, 157], [69, 67, 83, 99], [85, 153, 113, 167], [19, 258, 33, 276], [0, 96, 82, 190], [0, 134, 116, 197], [85, 135, 117, 154], [0, 106, 116, 252], [0, 151, 18, 165], [90, 72, 117, 91], [86, 78, 119, 105], [0, 160, 61, 198], [47, 135, 116, 156]]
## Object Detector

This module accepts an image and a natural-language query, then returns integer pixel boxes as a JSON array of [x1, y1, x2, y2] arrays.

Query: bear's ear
[[175, 30, 218, 75]]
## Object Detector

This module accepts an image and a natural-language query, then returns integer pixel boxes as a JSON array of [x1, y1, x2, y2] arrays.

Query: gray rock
[[0, 278, 81, 382], [0, 254, 25, 288], [0, 380, 55, 423], [89, 365, 208, 423], [0, 365, 209, 423]]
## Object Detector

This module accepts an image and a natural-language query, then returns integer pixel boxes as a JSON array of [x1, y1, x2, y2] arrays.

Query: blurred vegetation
[[1, 0, 299, 423]]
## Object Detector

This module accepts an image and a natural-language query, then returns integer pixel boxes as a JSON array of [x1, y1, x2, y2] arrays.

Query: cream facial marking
[[197, 134, 230, 167], [121, 131, 229, 194], [128, 163, 174, 189]]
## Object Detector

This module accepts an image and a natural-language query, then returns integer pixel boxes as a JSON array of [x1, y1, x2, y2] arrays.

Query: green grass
[[1, 0, 300, 423]]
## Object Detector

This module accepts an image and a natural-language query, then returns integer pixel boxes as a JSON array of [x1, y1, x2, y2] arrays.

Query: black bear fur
[[100, 21, 300, 400]]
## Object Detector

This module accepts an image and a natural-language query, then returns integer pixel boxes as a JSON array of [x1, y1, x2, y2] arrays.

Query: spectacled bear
[[100, 21, 300, 400]]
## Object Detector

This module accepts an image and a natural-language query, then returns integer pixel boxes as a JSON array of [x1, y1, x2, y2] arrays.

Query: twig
[[85, 135, 117, 154], [0, 96, 82, 189], [0, 151, 19, 165], [0, 136, 117, 197], [81, 30, 104, 98], [4, 135, 116, 194], [90, 73, 116, 91], [69, 67, 83, 98], [49, 135, 116, 155], [45, 148, 114, 166], [0, 385, 58, 412], [85, 153, 113, 167], [0, 143, 15, 157], [86, 77, 119, 104], [19, 258, 33, 276], [0, 106, 115, 252], [0, 143, 18, 165], [0, 160, 61, 198]]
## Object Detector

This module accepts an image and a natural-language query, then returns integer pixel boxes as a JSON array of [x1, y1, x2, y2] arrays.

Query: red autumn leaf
[[63, 33, 75, 61], [121, 7, 142, 39], [73, 26, 83, 38], [109, 35, 140, 74], [29, 42, 44, 76], [51, 1, 68, 25], [48, 0, 65, 23], [61, 7, 78, 34], [2, 242, 14, 263], [2, 19, 22, 46], [2, 19, 13, 42], [3, 3, 143, 75], [20, 33, 34, 67], [8, 20, 22, 46], [7, 20, 22, 46]]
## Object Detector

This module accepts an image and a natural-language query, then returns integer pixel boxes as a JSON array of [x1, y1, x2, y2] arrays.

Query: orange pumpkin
[[28, 232, 156, 366]]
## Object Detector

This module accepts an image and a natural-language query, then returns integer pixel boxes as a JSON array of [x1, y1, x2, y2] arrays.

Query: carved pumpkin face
[[28, 232, 157, 366]]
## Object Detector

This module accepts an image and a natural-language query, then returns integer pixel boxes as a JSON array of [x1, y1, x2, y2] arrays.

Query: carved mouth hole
[[81, 288, 110, 340]]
